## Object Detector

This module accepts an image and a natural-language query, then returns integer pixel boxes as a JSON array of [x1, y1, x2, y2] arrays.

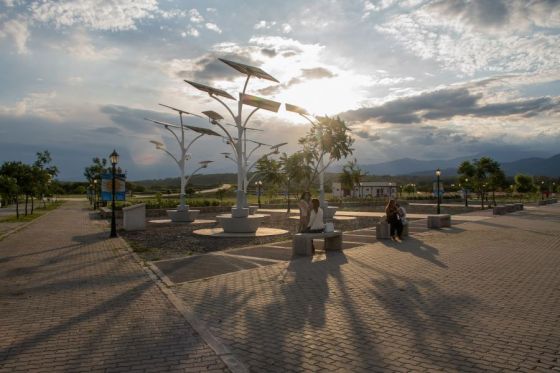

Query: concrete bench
[[292, 231, 342, 256], [123, 203, 146, 231], [99, 207, 112, 218], [427, 214, 451, 229], [375, 220, 408, 239]]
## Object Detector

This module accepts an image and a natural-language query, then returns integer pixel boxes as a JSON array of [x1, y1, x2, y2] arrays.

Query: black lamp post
[[286, 176, 291, 213], [256, 180, 262, 208], [93, 179, 98, 209], [110, 150, 119, 238], [464, 178, 469, 207], [436, 168, 441, 214]]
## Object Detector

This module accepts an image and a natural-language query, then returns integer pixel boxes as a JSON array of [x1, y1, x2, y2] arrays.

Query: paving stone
[[0, 202, 228, 372], [173, 203, 560, 372]]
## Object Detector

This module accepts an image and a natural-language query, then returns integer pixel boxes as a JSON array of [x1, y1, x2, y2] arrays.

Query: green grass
[[0, 201, 64, 223]]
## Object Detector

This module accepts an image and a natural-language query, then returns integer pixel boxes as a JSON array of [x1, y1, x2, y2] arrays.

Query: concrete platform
[[193, 227, 288, 237], [289, 215, 356, 221], [148, 219, 216, 224]]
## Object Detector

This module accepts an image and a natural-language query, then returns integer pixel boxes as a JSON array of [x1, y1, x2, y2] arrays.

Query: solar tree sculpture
[[144, 104, 220, 222], [185, 59, 285, 233]]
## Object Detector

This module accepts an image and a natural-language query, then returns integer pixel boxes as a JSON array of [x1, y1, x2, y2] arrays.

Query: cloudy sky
[[1, 0, 559, 180]]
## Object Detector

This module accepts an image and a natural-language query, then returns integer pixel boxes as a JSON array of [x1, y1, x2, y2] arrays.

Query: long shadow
[[349, 256, 484, 371], [0, 280, 152, 363], [379, 237, 448, 268]]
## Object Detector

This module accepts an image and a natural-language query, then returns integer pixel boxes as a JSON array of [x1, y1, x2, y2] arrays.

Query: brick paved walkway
[[174, 204, 560, 372], [0, 202, 228, 373]]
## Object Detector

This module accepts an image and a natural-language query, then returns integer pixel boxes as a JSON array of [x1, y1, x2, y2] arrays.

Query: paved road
[[0, 201, 228, 373], [174, 204, 560, 372]]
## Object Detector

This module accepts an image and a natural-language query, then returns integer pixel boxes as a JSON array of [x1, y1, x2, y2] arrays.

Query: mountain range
[[359, 153, 560, 177]]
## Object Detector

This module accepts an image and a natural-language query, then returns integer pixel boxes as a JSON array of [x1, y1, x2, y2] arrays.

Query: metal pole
[[257, 182, 261, 208], [110, 164, 117, 238], [437, 173, 441, 214], [287, 176, 291, 213]]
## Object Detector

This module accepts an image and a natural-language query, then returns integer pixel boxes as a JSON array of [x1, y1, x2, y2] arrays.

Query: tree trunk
[[25, 194, 28, 216], [15, 195, 19, 219], [31, 196, 34, 215], [480, 190, 485, 209]]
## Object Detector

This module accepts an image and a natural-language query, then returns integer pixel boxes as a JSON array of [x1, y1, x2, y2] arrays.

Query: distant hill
[[360, 153, 559, 177]]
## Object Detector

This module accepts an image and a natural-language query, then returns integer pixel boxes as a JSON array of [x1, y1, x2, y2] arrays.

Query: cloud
[[260, 48, 277, 57], [188, 9, 204, 23], [341, 87, 560, 124], [281, 23, 292, 33], [51, 30, 120, 60], [427, 0, 560, 31], [0, 91, 63, 120], [258, 66, 336, 95], [376, 1, 560, 76], [0, 17, 29, 54], [182, 26, 199, 38], [30, 0, 158, 31], [205, 22, 222, 34]]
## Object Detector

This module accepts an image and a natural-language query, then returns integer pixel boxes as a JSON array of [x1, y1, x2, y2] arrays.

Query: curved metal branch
[[157, 147, 180, 165], [210, 94, 237, 123], [243, 107, 260, 128], [185, 133, 204, 153]]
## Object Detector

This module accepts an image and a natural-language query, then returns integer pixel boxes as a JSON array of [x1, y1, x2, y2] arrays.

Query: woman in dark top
[[385, 199, 403, 240]]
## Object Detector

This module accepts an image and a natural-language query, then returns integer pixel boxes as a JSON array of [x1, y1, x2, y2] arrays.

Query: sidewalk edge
[[117, 236, 250, 373]]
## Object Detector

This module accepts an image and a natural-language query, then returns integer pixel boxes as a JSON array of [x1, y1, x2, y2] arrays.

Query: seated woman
[[385, 199, 403, 240], [307, 198, 325, 233]]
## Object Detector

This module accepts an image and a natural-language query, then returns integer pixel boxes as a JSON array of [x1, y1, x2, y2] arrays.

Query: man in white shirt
[[307, 198, 325, 233]]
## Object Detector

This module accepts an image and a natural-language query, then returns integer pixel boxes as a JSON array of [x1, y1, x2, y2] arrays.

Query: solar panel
[[202, 110, 224, 121], [240, 93, 281, 113], [184, 80, 235, 100], [149, 140, 165, 147], [144, 118, 182, 129], [219, 58, 279, 83], [199, 160, 214, 166], [183, 125, 221, 137], [285, 103, 309, 115], [158, 103, 202, 118], [270, 142, 288, 149]]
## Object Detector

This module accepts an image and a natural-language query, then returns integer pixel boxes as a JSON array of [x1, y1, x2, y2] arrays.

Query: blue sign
[[101, 173, 126, 201]]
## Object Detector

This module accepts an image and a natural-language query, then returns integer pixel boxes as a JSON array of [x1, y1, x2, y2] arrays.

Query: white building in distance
[[332, 182, 398, 198]]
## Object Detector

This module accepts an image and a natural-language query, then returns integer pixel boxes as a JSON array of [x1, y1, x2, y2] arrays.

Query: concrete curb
[[115, 235, 250, 373]]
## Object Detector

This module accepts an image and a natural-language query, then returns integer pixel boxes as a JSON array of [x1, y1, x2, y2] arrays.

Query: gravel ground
[[121, 211, 376, 261], [121, 204, 479, 262]]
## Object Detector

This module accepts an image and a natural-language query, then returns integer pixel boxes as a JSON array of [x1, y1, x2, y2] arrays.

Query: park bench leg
[[293, 237, 313, 256], [325, 235, 342, 251]]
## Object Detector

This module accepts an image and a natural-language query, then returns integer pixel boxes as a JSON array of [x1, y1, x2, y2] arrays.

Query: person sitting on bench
[[306, 198, 324, 233]]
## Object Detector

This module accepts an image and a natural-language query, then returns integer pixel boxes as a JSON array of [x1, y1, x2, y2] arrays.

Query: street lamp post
[[436, 168, 441, 214], [255, 180, 262, 208], [541, 181, 545, 200], [93, 179, 98, 209], [109, 150, 119, 238], [464, 178, 469, 207]]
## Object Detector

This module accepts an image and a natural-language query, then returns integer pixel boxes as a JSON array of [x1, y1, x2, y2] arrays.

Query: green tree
[[0, 175, 18, 208], [84, 157, 110, 207], [299, 115, 354, 191], [340, 158, 366, 198], [514, 174, 535, 193], [457, 157, 502, 209], [0, 161, 26, 218]]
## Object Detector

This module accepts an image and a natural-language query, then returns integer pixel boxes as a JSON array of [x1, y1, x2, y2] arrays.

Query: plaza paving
[[0, 201, 559, 372], [0, 202, 228, 373]]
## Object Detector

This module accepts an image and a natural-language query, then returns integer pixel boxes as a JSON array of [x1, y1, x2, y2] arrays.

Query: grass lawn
[[0, 201, 65, 223]]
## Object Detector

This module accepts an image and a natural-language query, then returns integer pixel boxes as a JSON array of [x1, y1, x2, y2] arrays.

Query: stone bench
[[375, 220, 409, 239], [99, 207, 112, 218], [537, 199, 557, 206], [123, 203, 146, 231], [427, 214, 451, 229], [292, 231, 342, 256]]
